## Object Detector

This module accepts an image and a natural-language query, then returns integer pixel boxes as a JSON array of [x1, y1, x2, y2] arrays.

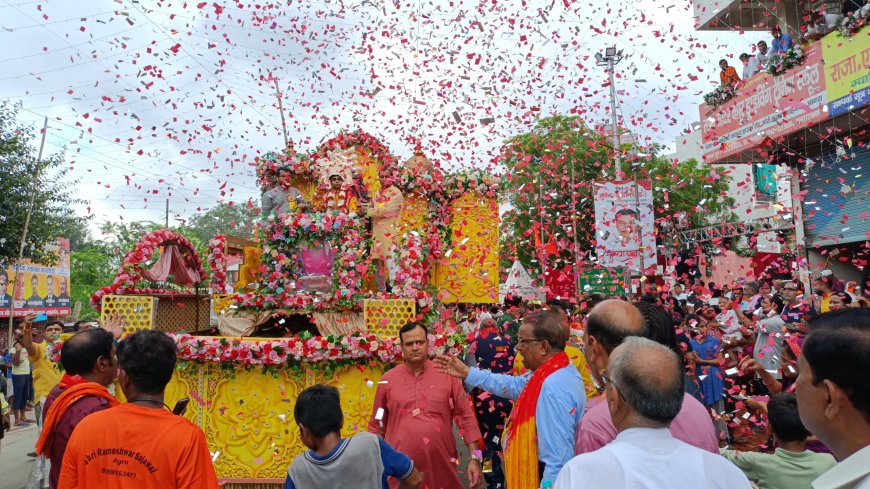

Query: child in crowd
[[285, 384, 422, 489], [721, 393, 836, 489]]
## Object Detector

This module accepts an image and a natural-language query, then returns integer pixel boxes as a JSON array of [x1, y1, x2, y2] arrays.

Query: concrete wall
[[670, 130, 703, 163], [808, 249, 864, 283]]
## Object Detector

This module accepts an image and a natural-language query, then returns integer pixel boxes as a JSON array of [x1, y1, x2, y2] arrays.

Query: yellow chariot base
[[162, 359, 387, 487]]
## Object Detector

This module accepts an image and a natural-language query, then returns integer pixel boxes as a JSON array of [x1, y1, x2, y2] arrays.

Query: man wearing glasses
[[435, 311, 585, 489], [780, 281, 808, 328]]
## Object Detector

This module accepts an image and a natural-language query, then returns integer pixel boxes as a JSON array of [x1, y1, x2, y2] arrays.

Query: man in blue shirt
[[770, 26, 794, 54], [436, 311, 585, 487], [285, 385, 422, 489]]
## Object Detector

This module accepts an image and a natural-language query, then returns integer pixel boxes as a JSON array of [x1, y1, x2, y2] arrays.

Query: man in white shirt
[[557, 337, 751, 489], [739, 53, 760, 80], [672, 284, 688, 303], [756, 40, 770, 68], [795, 309, 870, 489]]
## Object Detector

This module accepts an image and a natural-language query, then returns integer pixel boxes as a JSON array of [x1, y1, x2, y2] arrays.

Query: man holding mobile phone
[[20, 314, 63, 436]]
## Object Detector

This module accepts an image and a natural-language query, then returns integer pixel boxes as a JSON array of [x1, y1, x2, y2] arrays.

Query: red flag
[[545, 232, 558, 257]]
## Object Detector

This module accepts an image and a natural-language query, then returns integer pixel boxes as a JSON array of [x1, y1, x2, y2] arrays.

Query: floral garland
[[393, 231, 427, 298], [49, 331, 467, 370], [767, 47, 805, 76], [313, 129, 398, 174], [703, 83, 738, 108], [207, 235, 228, 293], [256, 150, 317, 189], [442, 170, 500, 200], [399, 163, 444, 196], [91, 229, 207, 310], [837, 4, 869, 37], [237, 210, 368, 312]]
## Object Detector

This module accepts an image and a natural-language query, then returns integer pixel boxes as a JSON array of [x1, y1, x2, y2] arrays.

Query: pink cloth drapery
[[140, 244, 202, 285]]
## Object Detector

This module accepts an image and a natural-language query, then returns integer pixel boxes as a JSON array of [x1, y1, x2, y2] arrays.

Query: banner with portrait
[[594, 181, 656, 272], [0, 238, 71, 317]]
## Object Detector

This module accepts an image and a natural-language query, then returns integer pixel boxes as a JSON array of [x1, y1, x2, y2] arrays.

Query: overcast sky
[[0, 0, 766, 235]]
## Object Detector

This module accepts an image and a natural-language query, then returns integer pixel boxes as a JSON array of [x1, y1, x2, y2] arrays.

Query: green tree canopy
[[0, 101, 84, 268], [499, 115, 734, 275], [178, 202, 259, 245]]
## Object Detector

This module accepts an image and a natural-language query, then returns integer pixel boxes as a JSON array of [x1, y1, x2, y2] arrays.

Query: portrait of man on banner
[[594, 181, 656, 271]]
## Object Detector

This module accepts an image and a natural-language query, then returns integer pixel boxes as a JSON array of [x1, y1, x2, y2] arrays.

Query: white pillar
[[790, 168, 811, 293]]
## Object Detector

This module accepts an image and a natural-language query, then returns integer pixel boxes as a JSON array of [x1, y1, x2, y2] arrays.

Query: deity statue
[[318, 172, 359, 214], [261, 167, 310, 217], [368, 170, 403, 291]]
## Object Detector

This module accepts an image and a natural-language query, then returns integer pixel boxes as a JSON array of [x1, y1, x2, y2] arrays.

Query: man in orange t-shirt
[[59, 331, 218, 489], [719, 59, 741, 87]]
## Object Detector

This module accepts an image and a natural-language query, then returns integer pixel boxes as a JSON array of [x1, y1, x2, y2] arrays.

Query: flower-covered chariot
[[86, 130, 501, 486]]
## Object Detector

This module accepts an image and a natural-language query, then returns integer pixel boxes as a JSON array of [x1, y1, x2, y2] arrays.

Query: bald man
[[556, 338, 750, 488], [575, 300, 718, 454]]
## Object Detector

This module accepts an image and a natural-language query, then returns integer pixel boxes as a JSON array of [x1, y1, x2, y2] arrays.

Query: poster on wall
[[821, 29, 870, 117], [594, 181, 656, 272], [0, 238, 71, 317]]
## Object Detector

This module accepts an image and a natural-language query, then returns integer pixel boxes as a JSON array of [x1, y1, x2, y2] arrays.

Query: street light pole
[[608, 62, 622, 178], [597, 47, 624, 178]]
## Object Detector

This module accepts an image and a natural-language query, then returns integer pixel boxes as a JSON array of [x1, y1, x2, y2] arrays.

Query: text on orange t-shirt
[[58, 402, 218, 489]]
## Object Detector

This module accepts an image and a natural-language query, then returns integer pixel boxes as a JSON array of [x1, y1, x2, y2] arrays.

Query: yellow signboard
[[821, 27, 870, 116], [1, 238, 71, 317]]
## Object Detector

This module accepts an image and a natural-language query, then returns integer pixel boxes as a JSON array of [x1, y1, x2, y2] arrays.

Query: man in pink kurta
[[368, 322, 483, 489]]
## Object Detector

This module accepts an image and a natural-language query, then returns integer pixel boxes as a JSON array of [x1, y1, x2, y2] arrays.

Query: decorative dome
[[402, 147, 443, 184], [404, 148, 434, 173]]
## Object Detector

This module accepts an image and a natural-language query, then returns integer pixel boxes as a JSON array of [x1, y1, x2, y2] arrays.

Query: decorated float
[[85, 130, 500, 487]]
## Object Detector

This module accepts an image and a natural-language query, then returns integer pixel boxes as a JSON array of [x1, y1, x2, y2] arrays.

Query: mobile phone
[[35, 313, 48, 322], [172, 398, 190, 416]]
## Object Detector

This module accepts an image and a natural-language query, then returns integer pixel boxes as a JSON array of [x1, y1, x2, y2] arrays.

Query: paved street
[[0, 423, 39, 489]]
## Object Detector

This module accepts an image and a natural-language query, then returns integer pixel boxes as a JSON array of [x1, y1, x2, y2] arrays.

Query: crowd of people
[[1, 270, 869, 489], [717, 26, 795, 89], [715, 0, 867, 91]]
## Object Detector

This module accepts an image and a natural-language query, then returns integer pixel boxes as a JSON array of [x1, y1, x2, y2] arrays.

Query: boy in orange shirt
[[59, 331, 218, 489]]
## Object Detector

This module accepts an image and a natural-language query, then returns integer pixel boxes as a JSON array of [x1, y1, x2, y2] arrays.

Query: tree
[[499, 115, 734, 275], [178, 202, 259, 245], [0, 101, 84, 268], [69, 242, 116, 320]]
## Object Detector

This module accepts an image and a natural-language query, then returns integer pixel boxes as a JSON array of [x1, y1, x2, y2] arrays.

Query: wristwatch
[[470, 450, 484, 464]]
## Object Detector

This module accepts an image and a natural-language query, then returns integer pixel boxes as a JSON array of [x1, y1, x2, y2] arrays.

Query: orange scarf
[[35, 378, 119, 456], [503, 351, 569, 489]]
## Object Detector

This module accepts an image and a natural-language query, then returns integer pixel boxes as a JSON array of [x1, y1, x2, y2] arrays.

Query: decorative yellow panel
[[314, 365, 384, 436], [159, 362, 387, 483], [212, 294, 235, 315], [434, 194, 500, 303], [363, 299, 416, 337], [164, 365, 203, 426], [100, 295, 155, 331], [357, 147, 382, 198], [202, 365, 305, 480]]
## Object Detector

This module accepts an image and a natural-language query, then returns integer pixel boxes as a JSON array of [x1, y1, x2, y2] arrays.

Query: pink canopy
[[140, 243, 202, 285]]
